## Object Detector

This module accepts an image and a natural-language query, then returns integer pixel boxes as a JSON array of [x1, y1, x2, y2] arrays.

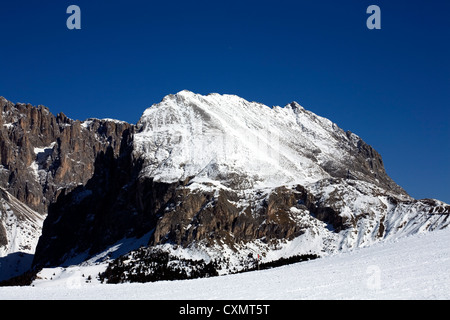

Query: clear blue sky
[[0, 0, 449, 203]]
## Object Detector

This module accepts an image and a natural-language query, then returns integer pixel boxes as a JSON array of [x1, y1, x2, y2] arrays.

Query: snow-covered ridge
[[133, 90, 375, 190]]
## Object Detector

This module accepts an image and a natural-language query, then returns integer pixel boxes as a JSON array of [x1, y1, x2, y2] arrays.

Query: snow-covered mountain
[[134, 90, 404, 193], [131, 90, 448, 253], [1, 91, 449, 285]]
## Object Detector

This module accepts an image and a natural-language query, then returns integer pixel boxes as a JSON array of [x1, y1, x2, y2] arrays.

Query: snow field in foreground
[[1, 227, 449, 300]]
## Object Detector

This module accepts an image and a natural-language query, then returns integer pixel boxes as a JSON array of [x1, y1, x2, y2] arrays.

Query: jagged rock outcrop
[[0, 96, 133, 214]]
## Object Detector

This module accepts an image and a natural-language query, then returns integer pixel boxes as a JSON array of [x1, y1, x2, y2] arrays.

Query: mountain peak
[[134, 91, 404, 194], [286, 101, 305, 112]]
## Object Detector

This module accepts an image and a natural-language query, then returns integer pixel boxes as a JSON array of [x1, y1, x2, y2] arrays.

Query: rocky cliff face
[[0, 96, 132, 280], [27, 91, 450, 281], [0, 96, 133, 214]]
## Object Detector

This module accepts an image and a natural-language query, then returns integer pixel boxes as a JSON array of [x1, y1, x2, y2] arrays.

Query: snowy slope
[[1, 227, 449, 299], [0, 188, 45, 281]]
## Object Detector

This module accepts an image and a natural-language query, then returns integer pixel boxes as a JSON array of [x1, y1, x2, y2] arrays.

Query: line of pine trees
[[99, 248, 219, 283]]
